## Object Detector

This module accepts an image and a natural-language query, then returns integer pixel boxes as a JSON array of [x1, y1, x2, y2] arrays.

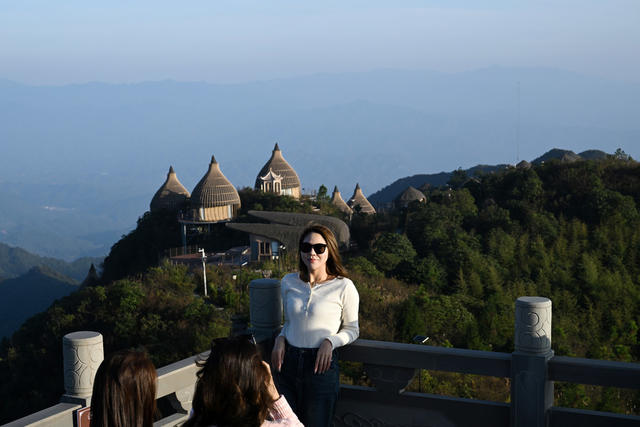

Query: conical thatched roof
[[516, 160, 532, 169], [395, 186, 426, 204], [191, 156, 241, 208], [150, 166, 190, 212], [255, 143, 301, 191], [348, 183, 376, 214], [331, 186, 352, 214]]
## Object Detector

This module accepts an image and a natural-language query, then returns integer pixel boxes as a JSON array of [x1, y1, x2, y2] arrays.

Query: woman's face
[[300, 232, 329, 275]]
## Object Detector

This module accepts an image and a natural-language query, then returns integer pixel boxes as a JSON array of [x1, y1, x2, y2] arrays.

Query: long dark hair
[[184, 336, 275, 427], [91, 350, 157, 427], [298, 223, 348, 282]]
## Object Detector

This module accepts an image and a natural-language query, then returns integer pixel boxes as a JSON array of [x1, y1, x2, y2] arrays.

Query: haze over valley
[[1, 67, 639, 260]]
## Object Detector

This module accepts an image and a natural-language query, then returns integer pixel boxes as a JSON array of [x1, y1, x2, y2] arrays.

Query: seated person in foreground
[[184, 336, 303, 427], [91, 350, 157, 427]]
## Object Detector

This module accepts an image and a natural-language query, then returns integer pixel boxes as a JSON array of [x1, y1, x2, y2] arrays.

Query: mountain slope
[[0, 242, 101, 281], [368, 164, 509, 207], [0, 266, 79, 339], [368, 148, 616, 206]]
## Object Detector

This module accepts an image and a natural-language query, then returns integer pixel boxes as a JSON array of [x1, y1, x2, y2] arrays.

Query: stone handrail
[[4, 287, 640, 427]]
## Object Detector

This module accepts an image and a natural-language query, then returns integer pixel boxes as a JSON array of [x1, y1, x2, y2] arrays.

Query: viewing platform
[[4, 283, 640, 427]]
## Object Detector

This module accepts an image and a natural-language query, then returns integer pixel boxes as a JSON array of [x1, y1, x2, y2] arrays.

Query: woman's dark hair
[[184, 336, 275, 427], [91, 350, 157, 427], [298, 223, 348, 282]]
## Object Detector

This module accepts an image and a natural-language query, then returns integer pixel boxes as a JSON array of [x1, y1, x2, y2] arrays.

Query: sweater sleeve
[[264, 396, 304, 426], [326, 279, 359, 349], [277, 276, 289, 339]]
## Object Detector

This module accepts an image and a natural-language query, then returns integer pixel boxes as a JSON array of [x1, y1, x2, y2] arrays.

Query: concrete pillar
[[249, 279, 282, 343], [511, 297, 554, 427], [60, 331, 104, 406]]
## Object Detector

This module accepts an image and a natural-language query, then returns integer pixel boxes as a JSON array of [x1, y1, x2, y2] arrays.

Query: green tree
[[370, 232, 417, 275], [317, 184, 329, 202], [448, 168, 468, 189]]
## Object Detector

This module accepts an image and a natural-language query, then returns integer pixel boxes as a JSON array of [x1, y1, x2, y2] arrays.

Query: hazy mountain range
[[0, 242, 100, 282], [0, 243, 99, 339], [0, 266, 80, 339], [1, 67, 638, 259]]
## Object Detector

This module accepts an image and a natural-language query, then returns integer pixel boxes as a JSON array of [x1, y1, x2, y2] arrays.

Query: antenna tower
[[516, 81, 521, 163]]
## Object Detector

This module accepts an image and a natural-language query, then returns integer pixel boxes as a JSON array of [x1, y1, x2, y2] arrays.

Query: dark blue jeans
[[276, 342, 339, 427]]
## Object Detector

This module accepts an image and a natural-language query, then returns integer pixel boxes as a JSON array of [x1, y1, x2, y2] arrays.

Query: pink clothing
[[205, 396, 303, 426], [265, 396, 304, 426]]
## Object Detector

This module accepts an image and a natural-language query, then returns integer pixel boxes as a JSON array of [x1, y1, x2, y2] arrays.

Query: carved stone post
[[511, 297, 553, 427], [249, 278, 282, 344], [60, 331, 104, 406]]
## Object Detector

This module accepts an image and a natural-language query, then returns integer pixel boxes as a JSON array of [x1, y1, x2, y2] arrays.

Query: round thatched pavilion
[[394, 186, 426, 208], [184, 155, 241, 223], [150, 166, 190, 212], [255, 143, 301, 199]]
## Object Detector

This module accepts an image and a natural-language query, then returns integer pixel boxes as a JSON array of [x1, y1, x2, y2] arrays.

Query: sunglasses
[[300, 242, 327, 254]]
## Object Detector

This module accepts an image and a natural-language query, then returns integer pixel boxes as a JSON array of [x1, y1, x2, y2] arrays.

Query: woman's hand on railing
[[271, 336, 285, 372]]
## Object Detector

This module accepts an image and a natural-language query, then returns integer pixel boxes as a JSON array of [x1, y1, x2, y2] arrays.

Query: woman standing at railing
[[271, 224, 360, 427]]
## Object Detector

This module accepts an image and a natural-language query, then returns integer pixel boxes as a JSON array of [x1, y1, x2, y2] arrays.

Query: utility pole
[[198, 248, 207, 297], [413, 335, 430, 392], [516, 81, 521, 162]]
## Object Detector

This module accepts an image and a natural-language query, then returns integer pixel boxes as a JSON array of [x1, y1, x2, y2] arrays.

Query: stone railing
[[4, 281, 640, 427]]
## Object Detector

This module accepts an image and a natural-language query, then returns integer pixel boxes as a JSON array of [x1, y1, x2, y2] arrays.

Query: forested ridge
[[350, 156, 640, 412], [1, 156, 639, 422]]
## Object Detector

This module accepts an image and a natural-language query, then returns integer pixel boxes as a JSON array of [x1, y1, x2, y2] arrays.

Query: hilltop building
[[227, 211, 350, 261], [394, 186, 426, 209], [175, 156, 241, 245], [348, 183, 376, 214], [149, 146, 371, 261], [255, 143, 301, 199], [150, 166, 190, 212], [331, 186, 353, 215], [185, 155, 241, 223]]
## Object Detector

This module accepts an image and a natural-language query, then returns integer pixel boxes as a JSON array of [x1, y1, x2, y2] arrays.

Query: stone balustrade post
[[511, 297, 554, 427], [249, 278, 282, 345], [60, 331, 104, 406]]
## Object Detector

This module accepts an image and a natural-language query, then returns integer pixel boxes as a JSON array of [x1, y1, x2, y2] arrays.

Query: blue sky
[[1, 1, 639, 84]]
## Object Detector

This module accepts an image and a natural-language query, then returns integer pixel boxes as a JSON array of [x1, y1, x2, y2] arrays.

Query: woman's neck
[[308, 269, 329, 285]]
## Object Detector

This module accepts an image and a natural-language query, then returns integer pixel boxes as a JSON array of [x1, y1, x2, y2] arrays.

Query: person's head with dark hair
[[185, 336, 276, 427], [298, 223, 347, 283], [91, 350, 157, 427]]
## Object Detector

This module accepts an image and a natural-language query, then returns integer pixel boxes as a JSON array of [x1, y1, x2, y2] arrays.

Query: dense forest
[[1, 155, 639, 423]]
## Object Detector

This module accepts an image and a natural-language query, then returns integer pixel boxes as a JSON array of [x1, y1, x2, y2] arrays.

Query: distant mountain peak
[[532, 148, 612, 165], [24, 265, 76, 284], [0, 242, 101, 282]]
